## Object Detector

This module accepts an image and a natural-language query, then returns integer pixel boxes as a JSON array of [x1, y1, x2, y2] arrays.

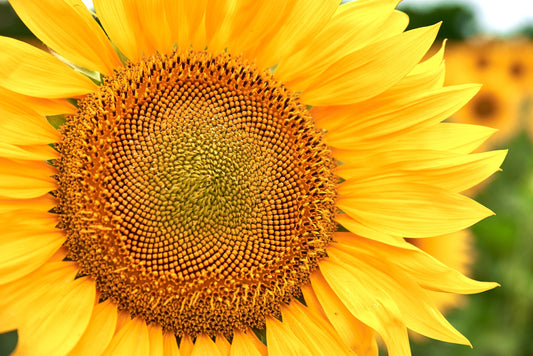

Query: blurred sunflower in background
[[445, 38, 530, 148], [0, 0, 506, 355]]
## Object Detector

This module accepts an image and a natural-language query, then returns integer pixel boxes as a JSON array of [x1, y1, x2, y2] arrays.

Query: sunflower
[[504, 40, 532, 89], [447, 74, 522, 149], [0, 0, 506, 355]]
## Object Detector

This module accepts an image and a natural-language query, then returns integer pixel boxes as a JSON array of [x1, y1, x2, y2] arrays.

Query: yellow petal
[[312, 41, 447, 133], [0, 143, 58, 161], [68, 300, 118, 356], [0, 226, 64, 285], [334, 232, 499, 294], [93, 0, 154, 62], [300, 283, 328, 320], [191, 334, 221, 356], [319, 257, 411, 356], [149, 324, 164, 356], [0, 195, 55, 214], [328, 243, 472, 345], [13, 277, 96, 356], [216, 334, 231, 356], [253, 0, 339, 69], [265, 316, 312, 356], [135, 0, 173, 54], [281, 301, 356, 355], [301, 24, 440, 106], [0, 94, 59, 145], [114, 310, 133, 334], [337, 175, 494, 238], [0, 158, 56, 199], [223, 1, 291, 60], [393, 123, 498, 154], [0, 36, 96, 98], [246, 331, 267, 356], [102, 317, 150, 356], [9, 0, 121, 75], [230, 330, 266, 356], [0, 261, 77, 333], [322, 85, 481, 151], [335, 214, 405, 247], [179, 334, 194, 356], [163, 332, 180, 356], [0, 86, 76, 116], [307, 272, 378, 355], [338, 149, 507, 193], [164, 0, 207, 51], [330, 122, 498, 164], [276, 0, 400, 89], [205, 0, 238, 53]]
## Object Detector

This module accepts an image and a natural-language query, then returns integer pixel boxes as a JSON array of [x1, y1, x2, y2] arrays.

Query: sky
[[399, 0, 533, 34], [80, 0, 533, 35]]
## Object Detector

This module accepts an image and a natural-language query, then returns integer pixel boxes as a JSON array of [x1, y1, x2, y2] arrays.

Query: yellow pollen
[[57, 50, 337, 337]]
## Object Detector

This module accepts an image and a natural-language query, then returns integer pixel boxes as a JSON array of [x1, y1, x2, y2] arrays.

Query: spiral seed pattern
[[57, 51, 337, 337]]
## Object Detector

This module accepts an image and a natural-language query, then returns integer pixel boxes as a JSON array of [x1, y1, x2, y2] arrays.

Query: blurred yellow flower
[[445, 38, 527, 147], [0, 0, 505, 355], [451, 77, 522, 147]]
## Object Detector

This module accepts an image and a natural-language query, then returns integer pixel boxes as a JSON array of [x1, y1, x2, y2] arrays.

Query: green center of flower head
[[57, 50, 337, 337]]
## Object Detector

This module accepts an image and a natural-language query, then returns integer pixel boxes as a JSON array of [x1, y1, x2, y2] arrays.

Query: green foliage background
[[1, 2, 532, 355], [408, 131, 533, 356]]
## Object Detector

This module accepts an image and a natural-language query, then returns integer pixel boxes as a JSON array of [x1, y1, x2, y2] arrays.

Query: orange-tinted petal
[[216, 334, 231, 356], [0, 86, 76, 116], [102, 317, 150, 356], [148, 324, 164, 356], [179, 334, 194, 356], [253, 0, 339, 69], [0, 158, 56, 199], [68, 300, 118, 356], [93, 0, 154, 62], [191, 334, 221, 356], [0, 195, 55, 214], [265, 316, 312, 356], [0, 143, 58, 161], [230, 330, 266, 356], [163, 332, 180, 356]]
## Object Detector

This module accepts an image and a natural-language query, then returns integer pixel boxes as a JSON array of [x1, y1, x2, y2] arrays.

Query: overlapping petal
[[300, 24, 441, 106], [0, 261, 94, 355], [68, 300, 118, 356], [102, 316, 150, 356], [9, 0, 121, 75], [0, 36, 96, 98], [93, 0, 154, 62]]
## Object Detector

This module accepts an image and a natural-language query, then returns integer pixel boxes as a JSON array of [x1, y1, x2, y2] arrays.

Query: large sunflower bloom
[[0, 0, 506, 355]]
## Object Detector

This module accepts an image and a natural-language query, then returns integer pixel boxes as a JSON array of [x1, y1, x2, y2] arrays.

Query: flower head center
[[57, 51, 337, 337], [472, 92, 499, 120]]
